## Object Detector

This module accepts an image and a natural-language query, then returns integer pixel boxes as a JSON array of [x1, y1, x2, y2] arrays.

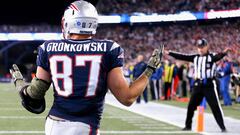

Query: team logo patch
[[118, 52, 124, 59], [206, 64, 210, 68]]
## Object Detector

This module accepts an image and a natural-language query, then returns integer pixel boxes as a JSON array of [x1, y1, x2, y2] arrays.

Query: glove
[[148, 49, 161, 69], [9, 64, 28, 92], [144, 44, 164, 78], [10, 64, 46, 114], [144, 49, 161, 78]]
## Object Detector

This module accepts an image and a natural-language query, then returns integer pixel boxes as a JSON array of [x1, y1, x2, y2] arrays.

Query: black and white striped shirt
[[169, 51, 226, 80]]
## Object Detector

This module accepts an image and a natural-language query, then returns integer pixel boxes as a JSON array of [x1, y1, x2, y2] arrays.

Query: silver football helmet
[[62, 0, 98, 39]]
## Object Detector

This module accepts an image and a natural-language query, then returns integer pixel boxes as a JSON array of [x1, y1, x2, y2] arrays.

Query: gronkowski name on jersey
[[36, 39, 124, 129]]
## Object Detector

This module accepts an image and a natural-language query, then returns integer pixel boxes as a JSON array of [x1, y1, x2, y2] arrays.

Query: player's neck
[[69, 34, 92, 40]]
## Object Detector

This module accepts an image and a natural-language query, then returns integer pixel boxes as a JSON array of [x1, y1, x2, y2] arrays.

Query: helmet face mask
[[62, 0, 98, 39]]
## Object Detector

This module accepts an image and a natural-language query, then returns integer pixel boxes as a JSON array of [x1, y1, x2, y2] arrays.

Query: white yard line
[[101, 130, 195, 134], [0, 108, 25, 111], [103, 116, 141, 119], [0, 108, 50, 110], [0, 131, 44, 134], [0, 130, 195, 134], [0, 103, 18, 105], [0, 116, 45, 119]]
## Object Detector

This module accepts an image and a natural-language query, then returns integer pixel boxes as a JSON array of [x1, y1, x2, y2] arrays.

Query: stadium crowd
[[0, 25, 60, 33], [2, 21, 239, 62], [96, 20, 240, 105], [97, 0, 240, 14], [0, 2, 239, 133], [96, 21, 240, 63], [0, 20, 239, 105], [1, 21, 240, 62]]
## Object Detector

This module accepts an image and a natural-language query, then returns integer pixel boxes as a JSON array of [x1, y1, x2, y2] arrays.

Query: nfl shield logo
[[206, 64, 210, 68]]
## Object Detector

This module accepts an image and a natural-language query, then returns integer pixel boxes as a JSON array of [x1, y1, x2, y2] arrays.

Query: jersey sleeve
[[108, 42, 124, 71], [212, 52, 227, 62], [36, 43, 50, 72], [169, 51, 196, 62]]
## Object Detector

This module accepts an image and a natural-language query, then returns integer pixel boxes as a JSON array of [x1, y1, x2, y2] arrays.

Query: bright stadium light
[[130, 12, 198, 23], [7, 33, 34, 41], [0, 9, 239, 41], [206, 9, 240, 19], [98, 15, 122, 23], [32, 33, 62, 40], [0, 33, 8, 40]]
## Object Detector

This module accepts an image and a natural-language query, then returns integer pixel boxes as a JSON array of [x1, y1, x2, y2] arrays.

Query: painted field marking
[[101, 130, 195, 134], [0, 130, 195, 134], [103, 116, 141, 119], [0, 103, 18, 105], [0, 108, 50, 111], [104, 110, 179, 131], [0, 108, 25, 111], [0, 131, 44, 134], [0, 116, 45, 119]]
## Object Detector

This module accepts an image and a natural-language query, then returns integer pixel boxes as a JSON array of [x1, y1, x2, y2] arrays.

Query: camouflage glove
[[9, 64, 28, 92], [144, 44, 164, 78], [143, 49, 161, 78]]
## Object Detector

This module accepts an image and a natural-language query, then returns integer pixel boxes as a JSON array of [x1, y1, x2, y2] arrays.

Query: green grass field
[[156, 98, 240, 120], [0, 83, 199, 135]]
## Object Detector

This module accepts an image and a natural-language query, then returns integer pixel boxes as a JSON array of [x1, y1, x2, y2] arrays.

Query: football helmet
[[196, 38, 208, 48], [62, 0, 98, 39]]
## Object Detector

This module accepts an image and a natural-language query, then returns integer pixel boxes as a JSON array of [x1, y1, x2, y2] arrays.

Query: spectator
[[150, 65, 164, 100], [133, 54, 148, 103], [97, 0, 240, 14], [163, 60, 176, 100], [217, 58, 233, 106]]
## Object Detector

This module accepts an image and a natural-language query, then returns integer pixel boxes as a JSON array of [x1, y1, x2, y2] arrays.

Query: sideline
[[105, 93, 240, 135], [0, 130, 196, 134]]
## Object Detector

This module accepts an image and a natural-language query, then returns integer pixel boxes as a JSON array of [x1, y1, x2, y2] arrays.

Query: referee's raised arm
[[165, 50, 196, 62], [212, 48, 232, 62]]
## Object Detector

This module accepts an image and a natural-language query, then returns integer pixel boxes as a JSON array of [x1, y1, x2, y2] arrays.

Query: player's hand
[[223, 47, 232, 53], [164, 50, 169, 55], [147, 49, 161, 69], [10, 64, 46, 114], [9, 64, 27, 92], [144, 49, 162, 78]]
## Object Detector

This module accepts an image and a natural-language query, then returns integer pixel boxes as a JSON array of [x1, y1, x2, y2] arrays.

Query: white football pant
[[45, 117, 99, 135]]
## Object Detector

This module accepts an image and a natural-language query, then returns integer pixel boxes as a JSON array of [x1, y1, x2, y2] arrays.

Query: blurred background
[[0, 0, 240, 134], [0, 0, 239, 106]]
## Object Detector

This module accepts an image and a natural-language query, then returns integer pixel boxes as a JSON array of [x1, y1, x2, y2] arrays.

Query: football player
[[9, 1, 162, 135]]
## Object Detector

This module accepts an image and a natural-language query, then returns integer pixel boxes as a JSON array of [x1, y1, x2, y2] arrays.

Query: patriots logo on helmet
[[62, 0, 98, 39], [118, 52, 124, 59]]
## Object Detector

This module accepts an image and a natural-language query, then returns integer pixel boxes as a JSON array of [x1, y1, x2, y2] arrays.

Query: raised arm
[[9, 44, 51, 114], [212, 53, 227, 62], [212, 48, 232, 62], [10, 65, 51, 114], [165, 50, 196, 62], [107, 49, 161, 106]]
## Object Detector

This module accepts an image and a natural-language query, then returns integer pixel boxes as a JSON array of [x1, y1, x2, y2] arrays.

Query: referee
[[165, 38, 231, 132]]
